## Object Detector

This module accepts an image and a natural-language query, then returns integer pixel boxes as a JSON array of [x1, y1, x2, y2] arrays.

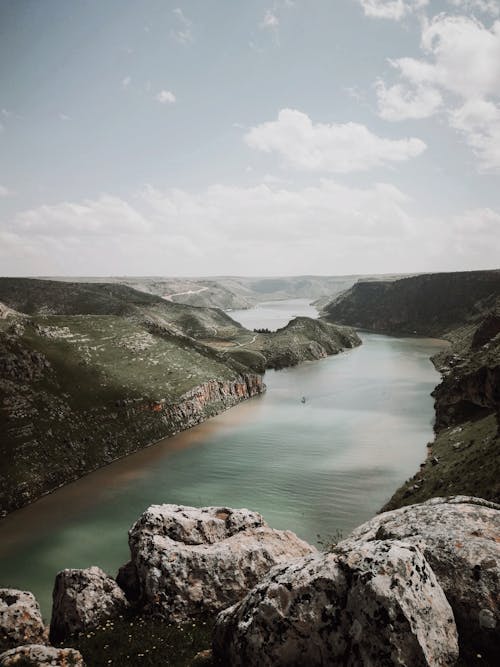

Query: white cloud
[[409, 15, 500, 99], [1, 180, 414, 274], [261, 10, 279, 28], [447, 0, 500, 16], [449, 98, 500, 171], [375, 13, 500, 170], [0, 185, 12, 197], [375, 80, 442, 120], [357, 0, 428, 21], [244, 108, 426, 172], [58, 113, 70, 121], [171, 8, 193, 44], [15, 195, 150, 236], [3, 181, 499, 275], [156, 90, 176, 104], [122, 76, 131, 90]]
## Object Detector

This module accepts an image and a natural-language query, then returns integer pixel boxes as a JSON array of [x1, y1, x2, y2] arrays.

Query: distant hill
[[33, 273, 410, 310]]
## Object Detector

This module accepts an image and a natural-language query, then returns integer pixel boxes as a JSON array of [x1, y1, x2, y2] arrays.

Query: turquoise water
[[0, 302, 445, 618]]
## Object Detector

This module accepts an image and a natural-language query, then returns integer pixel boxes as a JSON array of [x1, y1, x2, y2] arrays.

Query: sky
[[0, 0, 499, 277]]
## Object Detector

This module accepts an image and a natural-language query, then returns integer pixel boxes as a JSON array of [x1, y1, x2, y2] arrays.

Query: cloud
[[0, 185, 12, 197], [244, 109, 426, 172], [171, 8, 193, 44], [156, 90, 176, 104], [3, 180, 499, 275], [447, 0, 500, 16], [260, 10, 279, 29], [1, 180, 416, 275], [375, 80, 442, 120], [357, 0, 428, 21], [402, 15, 500, 99], [375, 13, 500, 170], [449, 98, 500, 170], [15, 195, 150, 236], [122, 76, 131, 90], [58, 113, 70, 121]]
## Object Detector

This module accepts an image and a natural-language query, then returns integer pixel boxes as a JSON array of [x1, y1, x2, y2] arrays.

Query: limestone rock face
[[341, 496, 500, 663], [125, 504, 315, 621], [0, 645, 84, 666], [213, 540, 458, 667], [49, 566, 128, 643], [0, 589, 46, 652]]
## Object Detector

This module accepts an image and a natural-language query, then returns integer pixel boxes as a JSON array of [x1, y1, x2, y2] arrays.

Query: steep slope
[[321, 270, 500, 508], [323, 270, 500, 336], [0, 310, 263, 515], [384, 318, 500, 509]]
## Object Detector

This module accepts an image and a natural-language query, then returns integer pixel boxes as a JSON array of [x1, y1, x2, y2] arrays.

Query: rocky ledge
[[1, 497, 498, 666], [118, 504, 314, 621], [214, 496, 499, 666]]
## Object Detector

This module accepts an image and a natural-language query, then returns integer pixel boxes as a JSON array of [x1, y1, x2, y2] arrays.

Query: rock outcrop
[[160, 375, 264, 432], [50, 566, 128, 643], [0, 645, 84, 666], [341, 496, 500, 663], [255, 317, 361, 370], [0, 590, 46, 652], [213, 539, 458, 667], [121, 504, 315, 621]]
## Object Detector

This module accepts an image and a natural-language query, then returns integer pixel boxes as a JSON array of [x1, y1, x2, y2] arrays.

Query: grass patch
[[59, 613, 213, 667], [383, 413, 500, 511]]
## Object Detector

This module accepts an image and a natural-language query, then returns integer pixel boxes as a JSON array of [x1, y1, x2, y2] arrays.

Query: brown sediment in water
[[0, 395, 265, 558]]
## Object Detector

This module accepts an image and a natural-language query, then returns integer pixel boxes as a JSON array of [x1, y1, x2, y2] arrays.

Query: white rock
[[0, 644, 84, 666], [125, 504, 315, 620], [49, 566, 128, 642], [0, 590, 46, 652], [213, 540, 459, 667], [341, 496, 500, 662]]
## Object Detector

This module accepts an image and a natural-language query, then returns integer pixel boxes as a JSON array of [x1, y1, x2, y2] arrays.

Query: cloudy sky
[[1, 0, 499, 276]]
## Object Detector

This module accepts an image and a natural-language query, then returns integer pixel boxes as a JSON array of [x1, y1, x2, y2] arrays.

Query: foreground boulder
[[49, 566, 128, 643], [0, 645, 84, 666], [214, 539, 458, 666], [123, 504, 315, 620], [0, 589, 46, 651], [340, 496, 500, 663]]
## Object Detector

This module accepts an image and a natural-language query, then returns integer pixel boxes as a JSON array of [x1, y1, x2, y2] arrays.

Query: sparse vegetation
[[58, 612, 213, 667]]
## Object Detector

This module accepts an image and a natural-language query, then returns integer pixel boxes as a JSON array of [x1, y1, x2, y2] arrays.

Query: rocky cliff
[[383, 317, 500, 509], [323, 270, 500, 337]]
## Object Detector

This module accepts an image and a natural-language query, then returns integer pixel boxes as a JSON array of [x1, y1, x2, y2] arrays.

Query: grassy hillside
[[0, 278, 359, 514]]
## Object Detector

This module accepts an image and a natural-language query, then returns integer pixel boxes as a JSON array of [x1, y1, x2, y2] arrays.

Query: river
[[0, 299, 446, 618]]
